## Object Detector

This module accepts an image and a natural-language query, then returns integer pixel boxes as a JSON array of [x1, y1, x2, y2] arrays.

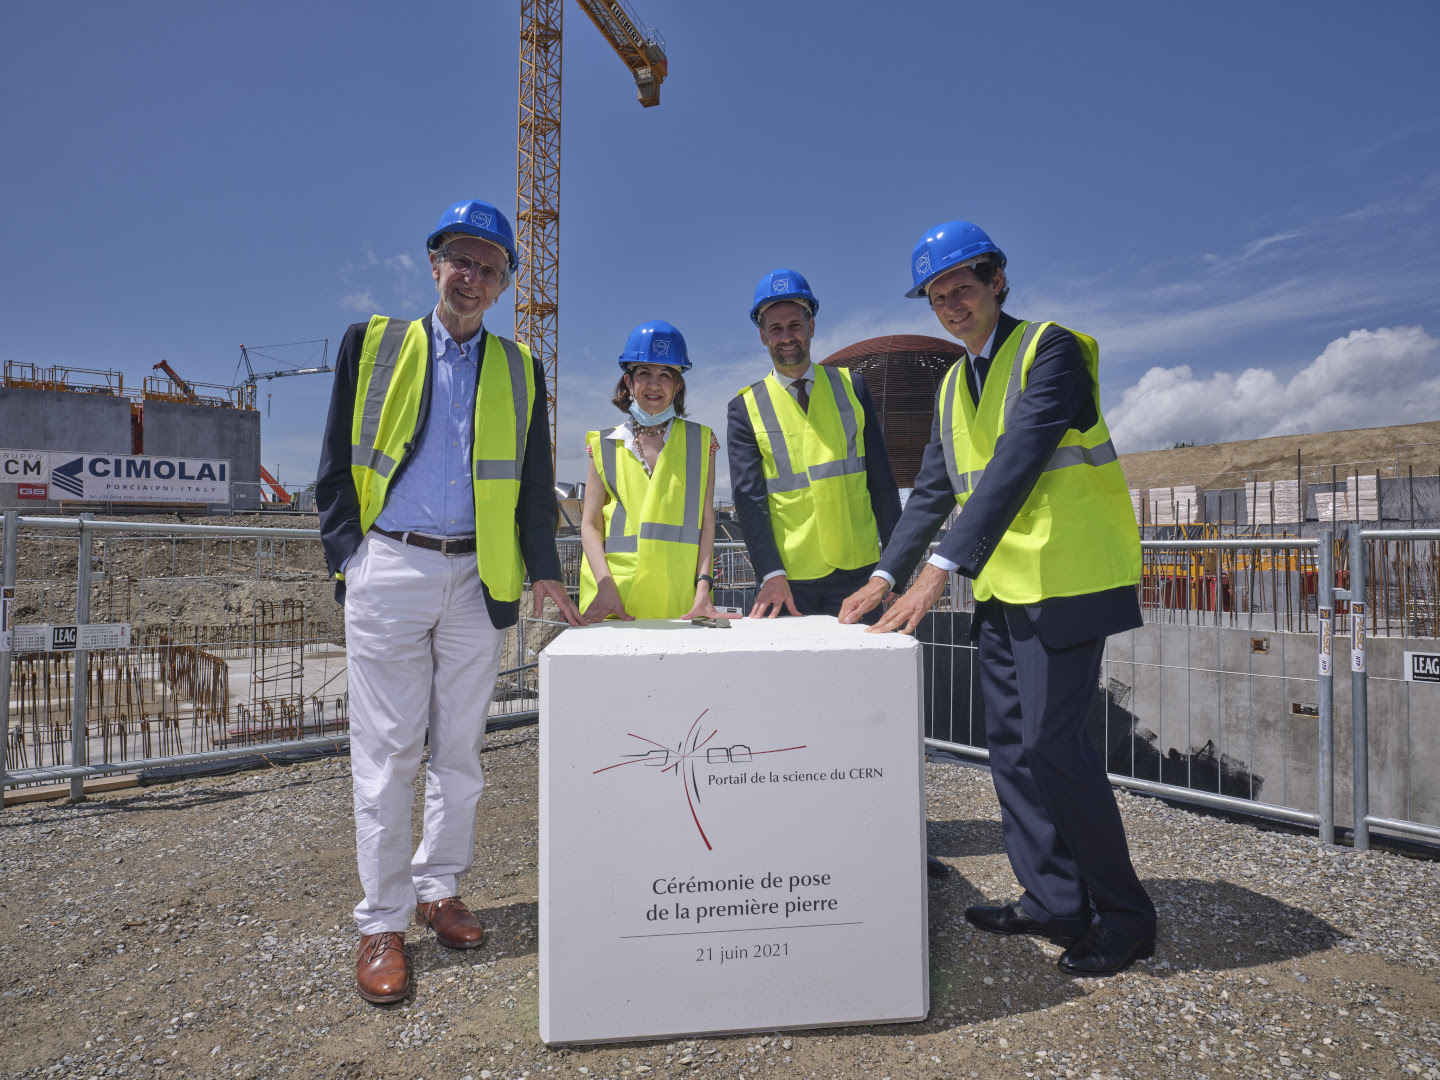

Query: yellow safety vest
[[347, 314, 536, 602], [939, 320, 1140, 603], [737, 367, 880, 581], [578, 423, 714, 622], [579, 419, 713, 619]]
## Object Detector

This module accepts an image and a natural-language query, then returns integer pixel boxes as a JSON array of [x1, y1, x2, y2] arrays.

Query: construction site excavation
[[0, 515, 557, 795]]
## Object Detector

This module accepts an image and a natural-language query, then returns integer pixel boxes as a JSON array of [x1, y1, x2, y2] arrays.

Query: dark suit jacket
[[876, 311, 1141, 648], [727, 370, 903, 582], [315, 312, 562, 630]]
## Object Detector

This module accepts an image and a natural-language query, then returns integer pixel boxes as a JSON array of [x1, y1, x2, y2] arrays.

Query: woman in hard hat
[[579, 320, 730, 622]]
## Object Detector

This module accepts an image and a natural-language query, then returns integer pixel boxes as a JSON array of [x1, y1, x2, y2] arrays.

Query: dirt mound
[[1119, 419, 1440, 489]]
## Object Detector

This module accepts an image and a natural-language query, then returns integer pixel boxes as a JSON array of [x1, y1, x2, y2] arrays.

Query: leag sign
[[1404, 652, 1440, 683]]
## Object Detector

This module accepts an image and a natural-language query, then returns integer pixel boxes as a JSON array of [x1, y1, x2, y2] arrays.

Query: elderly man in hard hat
[[727, 269, 902, 623], [317, 198, 582, 1004], [840, 222, 1156, 976]]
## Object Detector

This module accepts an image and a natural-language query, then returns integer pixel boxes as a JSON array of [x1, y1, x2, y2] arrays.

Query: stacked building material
[[1149, 487, 1175, 525], [1315, 490, 1350, 521], [1171, 484, 1204, 524], [1246, 481, 1274, 524], [1246, 480, 1305, 524], [1130, 488, 1147, 524], [1146, 486, 1203, 525], [1346, 474, 1380, 519], [1270, 479, 1306, 523]]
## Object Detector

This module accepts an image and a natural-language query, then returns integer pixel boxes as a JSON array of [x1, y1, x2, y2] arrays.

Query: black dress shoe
[[926, 855, 952, 879], [964, 900, 1079, 945], [1057, 926, 1155, 976]]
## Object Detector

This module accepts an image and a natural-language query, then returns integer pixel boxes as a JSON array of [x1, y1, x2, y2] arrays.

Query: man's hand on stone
[[838, 576, 890, 625], [533, 578, 584, 626], [750, 573, 801, 619], [867, 564, 948, 636]]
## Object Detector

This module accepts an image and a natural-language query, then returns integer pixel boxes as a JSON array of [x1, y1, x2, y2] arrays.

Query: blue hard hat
[[618, 320, 691, 371], [906, 221, 1006, 298], [426, 199, 518, 272], [750, 268, 819, 325]]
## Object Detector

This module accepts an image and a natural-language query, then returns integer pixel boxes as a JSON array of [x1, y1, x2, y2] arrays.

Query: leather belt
[[371, 527, 476, 556]]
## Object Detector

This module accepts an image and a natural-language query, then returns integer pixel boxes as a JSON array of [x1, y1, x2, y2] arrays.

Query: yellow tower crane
[[516, 0, 670, 468]]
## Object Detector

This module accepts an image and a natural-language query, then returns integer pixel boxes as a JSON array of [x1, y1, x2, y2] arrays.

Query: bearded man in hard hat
[[727, 269, 902, 624], [840, 222, 1156, 976], [317, 198, 582, 1004]]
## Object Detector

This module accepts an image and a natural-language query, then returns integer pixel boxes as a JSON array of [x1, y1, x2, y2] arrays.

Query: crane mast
[[515, 0, 668, 470]]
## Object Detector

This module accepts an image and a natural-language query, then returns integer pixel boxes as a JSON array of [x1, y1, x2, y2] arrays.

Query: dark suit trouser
[[789, 565, 881, 625], [975, 602, 1156, 939]]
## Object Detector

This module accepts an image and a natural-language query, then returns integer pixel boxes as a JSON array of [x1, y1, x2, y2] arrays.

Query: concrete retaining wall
[[920, 615, 1440, 830], [0, 386, 134, 509], [141, 400, 260, 485]]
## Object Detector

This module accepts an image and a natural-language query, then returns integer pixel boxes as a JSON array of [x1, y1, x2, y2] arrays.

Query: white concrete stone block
[[538, 616, 928, 1044]]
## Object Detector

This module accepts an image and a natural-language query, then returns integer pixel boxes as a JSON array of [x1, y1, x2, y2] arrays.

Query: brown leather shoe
[[415, 896, 485, 949], [356, 932, 410, 1004]]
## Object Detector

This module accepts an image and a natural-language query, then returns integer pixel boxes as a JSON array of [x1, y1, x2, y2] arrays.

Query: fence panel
[[1, 516, 555, 794], [6, 518, 1437, 846]]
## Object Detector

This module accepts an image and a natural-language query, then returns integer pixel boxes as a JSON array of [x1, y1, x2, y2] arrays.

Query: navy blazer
[[726, 370, 903, 582], [876, 311, 1141, 648], [315, 312, 562, 629]]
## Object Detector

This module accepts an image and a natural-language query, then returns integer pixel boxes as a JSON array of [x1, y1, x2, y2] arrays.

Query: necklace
[[634, 422, 667, 439]]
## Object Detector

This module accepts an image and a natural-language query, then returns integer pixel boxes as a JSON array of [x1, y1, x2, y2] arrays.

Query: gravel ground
[[1, 728, 1437, 1080]]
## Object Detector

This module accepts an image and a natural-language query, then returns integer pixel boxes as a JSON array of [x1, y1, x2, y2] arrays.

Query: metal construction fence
[[2, 515, 1437, 852], [0, 514, 556, 801]]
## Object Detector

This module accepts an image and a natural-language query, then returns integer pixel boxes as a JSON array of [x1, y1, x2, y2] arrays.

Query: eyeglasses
[[437, 249, 507, 287]]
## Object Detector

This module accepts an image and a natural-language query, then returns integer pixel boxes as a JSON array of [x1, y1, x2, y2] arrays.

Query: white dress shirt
[[607, 417, 671, 477], [761, 365, 812, 583], [872, 323, 998, 588]]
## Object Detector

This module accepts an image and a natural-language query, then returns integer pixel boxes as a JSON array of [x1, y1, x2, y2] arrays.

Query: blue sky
[[3, 0, 1438, 492]]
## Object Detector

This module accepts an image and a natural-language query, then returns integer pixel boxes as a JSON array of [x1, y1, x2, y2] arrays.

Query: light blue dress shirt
[[372, 308, 482, 538]]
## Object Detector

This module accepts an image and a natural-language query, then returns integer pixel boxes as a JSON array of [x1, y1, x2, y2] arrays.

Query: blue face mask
[[628, 402, 676, 427]]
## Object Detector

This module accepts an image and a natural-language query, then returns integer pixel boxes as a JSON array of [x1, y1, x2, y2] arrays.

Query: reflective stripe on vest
[[596, 422, 705, 552], [935, 319, 1140, 604], [354, 317, 413, 478], [598, 435, 637, 554], [941, 321, 1118, 494], [747, 367, 866, 493], [349, 315, 536, 602], [639, 418, 704, 543], [737, 367, 880, 578], [580, 420, 712, 619], [473, 339, 530, 481]]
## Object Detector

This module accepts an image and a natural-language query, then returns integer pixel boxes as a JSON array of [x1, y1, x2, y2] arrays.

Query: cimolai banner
[[0, 448, 231, 504]]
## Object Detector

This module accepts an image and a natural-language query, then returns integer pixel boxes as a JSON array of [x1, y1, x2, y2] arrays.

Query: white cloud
[[1108, 325, 1439, 452], [340, 290, 377, 312]]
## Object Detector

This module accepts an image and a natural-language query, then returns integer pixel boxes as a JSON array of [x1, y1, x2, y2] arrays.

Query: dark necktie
[[966, 352, 987, 402], [793, 377, 810, 412]]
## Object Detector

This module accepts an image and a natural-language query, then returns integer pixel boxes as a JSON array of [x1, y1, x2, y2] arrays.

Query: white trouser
[[344, 531, 506, 935]]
